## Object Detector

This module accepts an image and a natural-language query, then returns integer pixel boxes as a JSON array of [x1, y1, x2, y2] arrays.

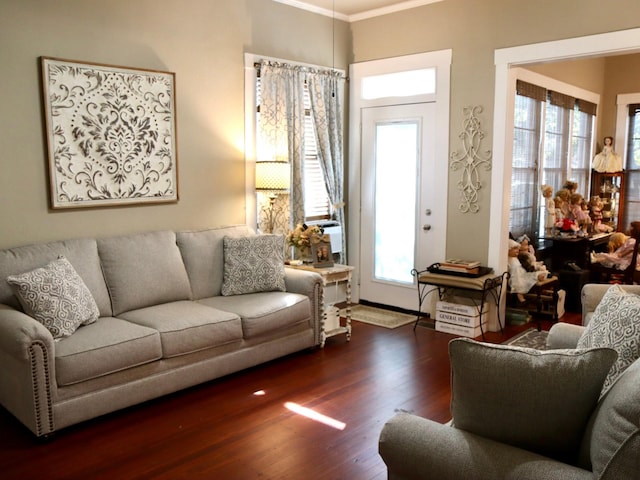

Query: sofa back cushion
[[98, 231, 191, 315], [176, 226, 252, 300], [578, 358, 640, 478], [0, 238, 112, 317]]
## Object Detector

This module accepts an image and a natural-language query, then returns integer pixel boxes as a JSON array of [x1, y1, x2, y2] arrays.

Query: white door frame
[[348, 50, 452, 304], [490, 28, 640, 276]]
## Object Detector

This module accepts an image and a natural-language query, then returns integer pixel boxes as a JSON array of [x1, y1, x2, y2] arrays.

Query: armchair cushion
[[449, 338, 617, 463], [577, 284, 640, 394]]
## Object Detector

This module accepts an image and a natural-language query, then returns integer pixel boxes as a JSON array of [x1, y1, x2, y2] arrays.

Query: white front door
[[360, 103, 441, 311]]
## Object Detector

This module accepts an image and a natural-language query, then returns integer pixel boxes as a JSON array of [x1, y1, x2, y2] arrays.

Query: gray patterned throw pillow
[[221, 235, 286, 296], [7, 256, 99, 340], [577, 284, 640, 393]]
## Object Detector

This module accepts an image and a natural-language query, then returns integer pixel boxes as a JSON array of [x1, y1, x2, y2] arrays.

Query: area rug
[[339, 304, 416, 329], [503, 327, 548, 350]]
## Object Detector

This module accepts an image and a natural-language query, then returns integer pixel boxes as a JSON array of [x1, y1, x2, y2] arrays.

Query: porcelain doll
[[591, 232, 638, 270], [593, 136, 623, 173], [562, 180, 578, 195], [568, 193, 589, 229], [508, 239, 547, 303], [589, 196, 613, 233], [517, 235, 547, 273], [553, 197, 565, 230], [555, 189, 571, 218], [542, 185, 555, 235]]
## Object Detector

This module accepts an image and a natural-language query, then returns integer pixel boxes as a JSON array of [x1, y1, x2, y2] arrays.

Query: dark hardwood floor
[[0, 311, 580, 480]]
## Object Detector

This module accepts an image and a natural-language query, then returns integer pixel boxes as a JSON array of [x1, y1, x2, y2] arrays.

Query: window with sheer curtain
[[256, 74, 330, 220], [509, 80, 595, 240], [625, 104, 640, 229]]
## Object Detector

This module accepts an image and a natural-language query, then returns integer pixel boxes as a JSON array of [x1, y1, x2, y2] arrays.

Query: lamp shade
[[255, 161, 290, 192]]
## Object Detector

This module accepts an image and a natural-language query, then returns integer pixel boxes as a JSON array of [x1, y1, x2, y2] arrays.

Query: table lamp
[[255, 161, 290, 233]]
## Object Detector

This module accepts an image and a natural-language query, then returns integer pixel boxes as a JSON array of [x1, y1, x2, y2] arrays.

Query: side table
[[286, 263, 354, 347], [411, 268, 508, 339]]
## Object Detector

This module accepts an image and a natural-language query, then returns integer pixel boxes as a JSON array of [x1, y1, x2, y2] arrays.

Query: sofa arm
[[284, 268, 324, 344], [547, 323, 585, 350], [379, 413, 592, 480], [0, 304, 57, 437]]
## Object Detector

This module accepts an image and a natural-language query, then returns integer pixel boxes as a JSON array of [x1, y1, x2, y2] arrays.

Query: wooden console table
[[411, 268, 508, 339], [286, 263, 354, 347]]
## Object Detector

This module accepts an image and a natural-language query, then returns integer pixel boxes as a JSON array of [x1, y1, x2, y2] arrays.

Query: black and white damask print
[[41, 57, 178, 208]]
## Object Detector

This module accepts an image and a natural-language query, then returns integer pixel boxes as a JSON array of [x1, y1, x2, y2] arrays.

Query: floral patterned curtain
[[306, 71, 346, 263], [259, 62, 306, 232]]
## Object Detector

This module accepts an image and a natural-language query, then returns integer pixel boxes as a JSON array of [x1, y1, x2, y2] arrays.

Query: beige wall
[[2, 0, 640, 263], [352, 0, 640, 261], [0, 0, 350, 249]]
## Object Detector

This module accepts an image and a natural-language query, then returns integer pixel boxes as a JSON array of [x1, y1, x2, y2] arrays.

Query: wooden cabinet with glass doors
[[590, 171, 625, 232]]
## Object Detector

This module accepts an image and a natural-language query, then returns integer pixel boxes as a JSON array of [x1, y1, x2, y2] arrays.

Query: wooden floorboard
[[0, 311, 581, 479]]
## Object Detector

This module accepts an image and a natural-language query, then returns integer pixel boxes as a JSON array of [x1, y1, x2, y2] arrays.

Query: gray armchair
[[379, 285, 640, 479]]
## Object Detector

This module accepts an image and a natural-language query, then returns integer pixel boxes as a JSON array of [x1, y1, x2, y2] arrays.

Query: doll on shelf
[[553, 197, 565, 231], [568, 193, 590, 233], [562, 180, 578, 195], [508, 239, 547, 303], [555, 188, 571, 218], [541, 185, 555, 235], [592, 136, 623, 173], [589, 196, 613, 233]]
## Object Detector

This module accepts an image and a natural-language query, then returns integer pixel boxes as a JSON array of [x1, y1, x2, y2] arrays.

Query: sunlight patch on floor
[[285, 402, 346, 430]]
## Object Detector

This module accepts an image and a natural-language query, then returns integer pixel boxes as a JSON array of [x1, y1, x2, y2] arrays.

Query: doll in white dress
[[593, 136, 623, 173], [508, 239, 547, 303], [542, 185, 555, 235]]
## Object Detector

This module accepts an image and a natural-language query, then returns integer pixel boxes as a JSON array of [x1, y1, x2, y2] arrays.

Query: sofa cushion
[[0, 238, 111, 316], [176, 226, 253, 300], [577, 284, 640, 394], [199, 292, 310, 339], [449, 338, 617, 463], [578, 358, 640, 478], [221, 235, 286, 296], [7, 257, 99, 340], [98, 231, 192, 315], [118, 301, 242, 357], [55, 317, 162, 386]]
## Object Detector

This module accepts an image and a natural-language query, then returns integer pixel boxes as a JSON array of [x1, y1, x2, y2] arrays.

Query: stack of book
[[437, 259, 481, 275], [435, 297, 488, 338]]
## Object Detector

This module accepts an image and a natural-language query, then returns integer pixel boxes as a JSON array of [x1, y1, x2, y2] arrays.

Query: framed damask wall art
[[40, 57, 178, 209]]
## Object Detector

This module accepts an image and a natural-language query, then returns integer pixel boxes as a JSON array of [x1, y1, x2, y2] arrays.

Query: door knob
[[423, 224, 432, 231]]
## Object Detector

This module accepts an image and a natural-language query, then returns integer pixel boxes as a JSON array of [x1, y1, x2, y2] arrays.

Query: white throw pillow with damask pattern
[[221, 235, 286, 296], [7, 256, 99, 340], [577, 284, 640, 394]]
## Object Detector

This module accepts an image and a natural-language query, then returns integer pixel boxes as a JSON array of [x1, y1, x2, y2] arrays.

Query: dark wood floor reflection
[[0, 312, 580, 480]]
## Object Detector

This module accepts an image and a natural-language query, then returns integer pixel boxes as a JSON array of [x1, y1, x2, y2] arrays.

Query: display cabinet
[[590, 171, 625, 231]]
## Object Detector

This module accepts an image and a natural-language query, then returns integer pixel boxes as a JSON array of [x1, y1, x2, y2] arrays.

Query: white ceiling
[[273, 0, 443, 22]]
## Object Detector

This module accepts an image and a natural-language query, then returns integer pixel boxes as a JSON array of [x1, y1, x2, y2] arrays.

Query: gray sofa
[[379, 283, 640, 480], [0, 226, 323, 438]]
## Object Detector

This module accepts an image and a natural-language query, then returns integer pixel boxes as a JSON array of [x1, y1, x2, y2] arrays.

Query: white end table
[[286, 263, 354, 347]]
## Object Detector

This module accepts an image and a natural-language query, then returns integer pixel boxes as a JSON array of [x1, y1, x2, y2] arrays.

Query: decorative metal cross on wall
[[450, 106, 492, 213]]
